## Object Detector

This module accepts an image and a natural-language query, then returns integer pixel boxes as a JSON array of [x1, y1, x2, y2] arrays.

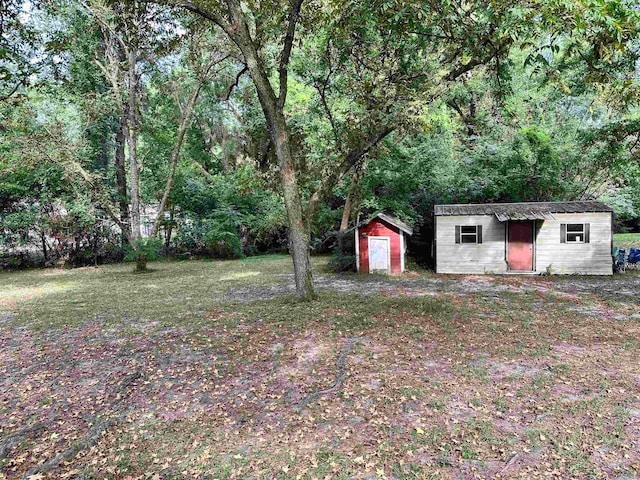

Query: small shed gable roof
[[434, 201, 612, 221], [358, 212, 413, 235]]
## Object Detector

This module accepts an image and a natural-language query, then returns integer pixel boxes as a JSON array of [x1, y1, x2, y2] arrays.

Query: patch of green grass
[[310, 447, 352, 479], [415, 425, 447, 446], [0, 255, 305, 331], [521, 372, 555, 396], [453, 362, 490, 383], [493, 397, 508, 412], [614, 232, 640, 249], [553, 430, 595, 475], [425, 395, 449, 410], [525, 428, 549, 448], [398, 386, 429, 400], [548, 363, 571, 375], [460, 444, 476, 459], [622, 338, 640, 350], [596, 405, 628, 448]]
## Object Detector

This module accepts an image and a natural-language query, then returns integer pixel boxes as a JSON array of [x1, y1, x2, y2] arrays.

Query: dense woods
[[1, 0, 639, 296]]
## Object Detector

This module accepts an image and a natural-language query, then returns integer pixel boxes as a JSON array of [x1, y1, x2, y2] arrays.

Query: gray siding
[[436, 215, 507, 274], [535, 212, 612, 275], [435, 212, 613, 275]]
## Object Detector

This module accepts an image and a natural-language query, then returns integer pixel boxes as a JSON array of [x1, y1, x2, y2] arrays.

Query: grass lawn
[[614, 232, 640, 250], [1, 257, 640, 479]]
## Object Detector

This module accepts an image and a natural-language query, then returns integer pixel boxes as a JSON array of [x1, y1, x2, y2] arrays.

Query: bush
[[175, 219, 242, 259], [203, 228, 242, 259], [125, 238, 162, 271], [329, 253, 356, 273], [328, 230, 356, 273]]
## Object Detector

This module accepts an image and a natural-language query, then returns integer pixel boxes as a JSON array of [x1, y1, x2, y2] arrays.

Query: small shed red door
[[508, 221, 533, 271]]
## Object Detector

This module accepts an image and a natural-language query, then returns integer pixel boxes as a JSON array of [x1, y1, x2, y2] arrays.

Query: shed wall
[[535, 212, 612, 275], [435, 215, 507, 274], [359, 219, 403, 274], [435, 212, 613, 275]]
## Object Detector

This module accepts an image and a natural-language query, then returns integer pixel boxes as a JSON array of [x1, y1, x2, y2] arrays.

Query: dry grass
[[1, 257, 639, 479]]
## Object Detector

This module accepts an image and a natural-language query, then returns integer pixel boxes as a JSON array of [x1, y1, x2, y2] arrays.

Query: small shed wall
[[435, 215, 507, 274], [359, 219, 403, 274]]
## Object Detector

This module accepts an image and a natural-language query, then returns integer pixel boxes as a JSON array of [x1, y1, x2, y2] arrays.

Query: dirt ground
[[1, 259, 639, 479]]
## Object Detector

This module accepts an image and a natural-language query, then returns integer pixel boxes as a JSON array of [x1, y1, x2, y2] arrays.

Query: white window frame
[[566, 223, 585, 243], [460, 225, 479, 244]]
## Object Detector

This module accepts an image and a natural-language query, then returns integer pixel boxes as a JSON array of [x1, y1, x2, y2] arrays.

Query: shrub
[[125, 238, 163, 271], [329, 252, 356, 272], [203, 227, 242, 259]]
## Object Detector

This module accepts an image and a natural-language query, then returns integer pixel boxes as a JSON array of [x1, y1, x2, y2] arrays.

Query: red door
[[508, 222, 533, 271]]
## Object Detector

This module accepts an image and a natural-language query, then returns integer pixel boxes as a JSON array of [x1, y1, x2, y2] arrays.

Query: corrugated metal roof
[[494, 211, 556, 221], [434, 201, 613, 217]]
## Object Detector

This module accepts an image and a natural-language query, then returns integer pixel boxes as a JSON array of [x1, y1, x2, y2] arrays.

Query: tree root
[[293, 338, 357, 413], [0, 418, 54, 461], [500, 452, 519, 473], [21, 371, 141, 479]]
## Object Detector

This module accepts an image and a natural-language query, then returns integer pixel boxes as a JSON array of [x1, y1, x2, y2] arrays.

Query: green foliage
[[176, 220, 242, 259], [329, 252, 356, 273], [125, 238, 163, 271], [2, 0, 640, 271], [202, 225, 242, 259]]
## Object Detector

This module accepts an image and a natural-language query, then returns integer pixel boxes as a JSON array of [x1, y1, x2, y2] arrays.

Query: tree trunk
[[279, 134, 315, 299], [239, 32, 315, 299], [337, 166, 365, 256], [135, 253, 148, 271], [164, 209, 173, 253], [115, 110, 129, 243], [126, 48, 141, 245], [150, 77, 205, 238], [40, 231, 48, 262], [339, 185, 354, 232]]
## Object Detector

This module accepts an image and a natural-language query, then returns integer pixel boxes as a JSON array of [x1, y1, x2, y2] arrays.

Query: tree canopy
[[1, 0, 639, 287]]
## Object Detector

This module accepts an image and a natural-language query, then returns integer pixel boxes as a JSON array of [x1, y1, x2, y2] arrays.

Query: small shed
[[434, 201, 614, 275], [356, 213, 413, 274]]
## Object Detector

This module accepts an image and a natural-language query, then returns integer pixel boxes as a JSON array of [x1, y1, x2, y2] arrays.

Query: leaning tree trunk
[[239, 35, 316, 299], [336, 177, 355, 257], [337, 165, 366, 257]]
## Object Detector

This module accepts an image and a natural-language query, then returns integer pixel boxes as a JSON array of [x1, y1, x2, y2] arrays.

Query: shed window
[[560, 223, 590, 243], [455, 225, 482, 244]]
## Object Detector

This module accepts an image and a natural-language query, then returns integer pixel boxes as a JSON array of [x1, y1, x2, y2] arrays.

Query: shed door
[[368, 237, 390, 274], [508, 221, 533, 271]]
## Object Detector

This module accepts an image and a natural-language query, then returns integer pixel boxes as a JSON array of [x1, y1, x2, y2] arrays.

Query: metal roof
[[434, 201, 613, 221], [494, 211, 556, 221], [357, 212, 413, 235]]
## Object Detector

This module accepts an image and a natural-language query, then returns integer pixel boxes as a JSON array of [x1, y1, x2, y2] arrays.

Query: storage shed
[[356, 213, 413, 274], [434, 201, 614, 275]]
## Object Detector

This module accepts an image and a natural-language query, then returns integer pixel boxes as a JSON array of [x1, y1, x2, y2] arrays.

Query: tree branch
[[277, 0, 304, 108], [0, 76, 28, 102], [306, 126, 394, 219], [150, 64, 213, 237], [445, 38, 510, 81], [140, 0, 233, 37], [225, 64, 247, 100]]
